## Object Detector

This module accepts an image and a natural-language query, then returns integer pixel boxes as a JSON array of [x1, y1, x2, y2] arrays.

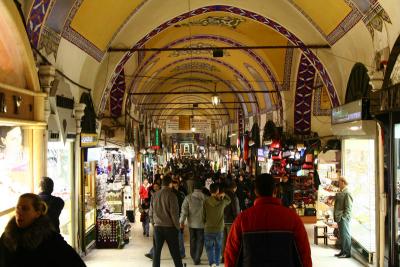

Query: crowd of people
[[139, 158, 312, 267]]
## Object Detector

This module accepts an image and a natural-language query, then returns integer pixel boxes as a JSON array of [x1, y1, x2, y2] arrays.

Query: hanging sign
[[80, 133, 98, 147]]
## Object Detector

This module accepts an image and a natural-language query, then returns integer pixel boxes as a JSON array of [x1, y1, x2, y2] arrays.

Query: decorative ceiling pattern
[[61, 0, 149, 61], [27, 0, 395, 135], [110, 69, 126, 117], [26, 0, 52, 48], [289, 0, 362, 45], [294, 54, 315, 135]]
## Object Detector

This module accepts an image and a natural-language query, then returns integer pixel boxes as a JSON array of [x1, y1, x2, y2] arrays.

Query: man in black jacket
[[38, 177, 64, 233]]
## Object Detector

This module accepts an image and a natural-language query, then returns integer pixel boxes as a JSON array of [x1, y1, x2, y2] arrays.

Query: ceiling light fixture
[[211, 82, 220, 106]]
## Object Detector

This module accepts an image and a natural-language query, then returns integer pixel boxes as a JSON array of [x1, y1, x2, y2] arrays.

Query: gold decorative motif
[[171, 62, 220, 73], [175, 16, 245, 29], [169, 42, 230, 57]]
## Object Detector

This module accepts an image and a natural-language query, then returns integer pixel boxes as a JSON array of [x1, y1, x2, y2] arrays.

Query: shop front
[[332, 99, 385, 265], [0, 1, 47, 235], [372, 35, 400, 266], [46, 81, 77, 246]]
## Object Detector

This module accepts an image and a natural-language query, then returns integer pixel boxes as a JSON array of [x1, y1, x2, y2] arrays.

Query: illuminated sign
[[331, 99, 369, 124], [80, 133, 98, 147]]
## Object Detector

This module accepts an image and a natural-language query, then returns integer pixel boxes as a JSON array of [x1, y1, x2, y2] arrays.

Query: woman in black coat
[[0, 193, 86, 267]]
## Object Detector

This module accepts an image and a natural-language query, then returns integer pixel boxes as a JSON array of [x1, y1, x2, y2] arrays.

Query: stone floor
[[84, 215, 367, 267]]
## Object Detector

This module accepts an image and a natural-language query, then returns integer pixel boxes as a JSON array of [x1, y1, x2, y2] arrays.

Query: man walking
[[334, 176, 353, 258], [38, 177, 64, 233], [203, 183, 231, 267], [224, 173, 312, 267], [180, 179, 208, 265], [149, 176, 183, 267]]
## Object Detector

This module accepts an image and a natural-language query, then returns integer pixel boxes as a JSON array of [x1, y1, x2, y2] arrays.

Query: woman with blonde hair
[[0, 193, 86, 267]]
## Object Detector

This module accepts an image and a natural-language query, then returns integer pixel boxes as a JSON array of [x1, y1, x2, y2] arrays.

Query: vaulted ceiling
[[21, 0, 399, 135]]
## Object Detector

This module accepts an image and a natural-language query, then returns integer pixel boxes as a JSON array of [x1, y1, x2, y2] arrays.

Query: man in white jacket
[[180, 179, 208, 265]]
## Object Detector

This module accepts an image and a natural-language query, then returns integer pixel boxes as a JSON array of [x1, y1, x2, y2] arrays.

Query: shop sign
[[331, 99, 364, 124], [377, 84, 400, 112], [257, 156, 265, 162], [80, 133, 98, 147]]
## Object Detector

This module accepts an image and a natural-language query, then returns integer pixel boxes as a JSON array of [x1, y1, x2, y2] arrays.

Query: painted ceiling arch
[[25, 0, 397, 136], [135, 70, 254, 116]]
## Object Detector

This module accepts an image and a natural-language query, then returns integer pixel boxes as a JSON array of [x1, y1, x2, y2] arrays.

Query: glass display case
[[47, 141, 73, 245], [342, 138, 376, 253], [0, 126, 31, 233], [83, 161, 96, 232]]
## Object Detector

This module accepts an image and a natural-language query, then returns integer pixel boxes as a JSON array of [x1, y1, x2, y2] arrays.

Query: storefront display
[[47, 141, 73, 245], [95, 214, 130, 248], [343, 138, 376, 254], [0, 126, 32, 232]]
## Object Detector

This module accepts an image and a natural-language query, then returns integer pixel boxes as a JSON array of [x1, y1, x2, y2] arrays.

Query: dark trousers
[[189, 228, 204, 264], [153, 226, 183, 267]]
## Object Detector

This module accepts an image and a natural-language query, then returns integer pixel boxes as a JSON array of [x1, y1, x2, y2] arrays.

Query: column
[[73, 103, 86, 253], [37, 65, 56, 182]]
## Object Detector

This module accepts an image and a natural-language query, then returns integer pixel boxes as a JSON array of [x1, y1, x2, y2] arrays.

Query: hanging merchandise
[[243, 131, 249, 162]]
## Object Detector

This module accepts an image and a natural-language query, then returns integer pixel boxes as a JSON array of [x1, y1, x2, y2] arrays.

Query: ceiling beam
[[109, 44, 330, 52], [153, 114, 229, 117], [137, 101, 256, 105], [130, 90, 278, 95], [143, 107, 239, 110]]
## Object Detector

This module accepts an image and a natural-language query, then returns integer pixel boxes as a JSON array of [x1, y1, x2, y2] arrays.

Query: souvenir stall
[[94, 148, 131, 248], [268, 139, 318, 224], [316, 148, 341, 223], [332, 99, 384, 264]]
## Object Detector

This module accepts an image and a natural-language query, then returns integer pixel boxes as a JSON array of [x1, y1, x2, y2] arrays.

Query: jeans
[[178, 230, 185, 257], [339, 219, 351, 256], [222, 224, 232, 259], [153, 226, 183, 267], [204, 232, 223, 266], [142, 216, 150, 236], [189, 228, 204, 264]]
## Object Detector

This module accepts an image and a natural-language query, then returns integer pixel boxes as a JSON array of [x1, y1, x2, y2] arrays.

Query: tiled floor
[[84, 216, 367, 267]]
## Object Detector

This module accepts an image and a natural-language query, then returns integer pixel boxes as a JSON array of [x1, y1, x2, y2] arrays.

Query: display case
[[96, 214, 130, 249], [343, 138, 376, 256], [83, 161, 96, 233], [47, 141, 73, 245], [0, 127, 32, 232]]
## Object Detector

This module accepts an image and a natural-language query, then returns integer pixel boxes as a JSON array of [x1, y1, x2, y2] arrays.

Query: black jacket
[[38, 192, 65, 233], [224, 190, 240, 224], [0, 216, 85, 267], [237, 231, 302, 267]]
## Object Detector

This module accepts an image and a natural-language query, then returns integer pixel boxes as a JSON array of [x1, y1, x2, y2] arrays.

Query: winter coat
[[224, 190, 240, 224], [38, 192, 64, 233], [334, 187, 353, 223], [0, 216, 86, 267], [179, 190, 208, 229], [203, 195, 231, 233], [224, 196, 312, 267], [149, 186, 180, 230], [139, 184, 150, 200]]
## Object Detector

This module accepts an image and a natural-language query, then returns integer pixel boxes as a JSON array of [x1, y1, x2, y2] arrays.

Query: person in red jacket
[[224, 173, 312, 267], [139, 178, 150, 203]]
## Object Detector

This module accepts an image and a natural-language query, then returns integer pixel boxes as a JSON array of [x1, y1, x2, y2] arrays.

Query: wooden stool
[[314, 225, 328, 245]]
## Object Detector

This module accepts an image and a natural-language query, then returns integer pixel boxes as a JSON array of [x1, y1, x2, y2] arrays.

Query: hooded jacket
[[203, 194, 231, 233], [179, 189, 208, 228], [0, 216, 86, 267]]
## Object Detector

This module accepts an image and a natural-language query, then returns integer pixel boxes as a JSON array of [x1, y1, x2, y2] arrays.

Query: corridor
[[84, 213, 366, 267]]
